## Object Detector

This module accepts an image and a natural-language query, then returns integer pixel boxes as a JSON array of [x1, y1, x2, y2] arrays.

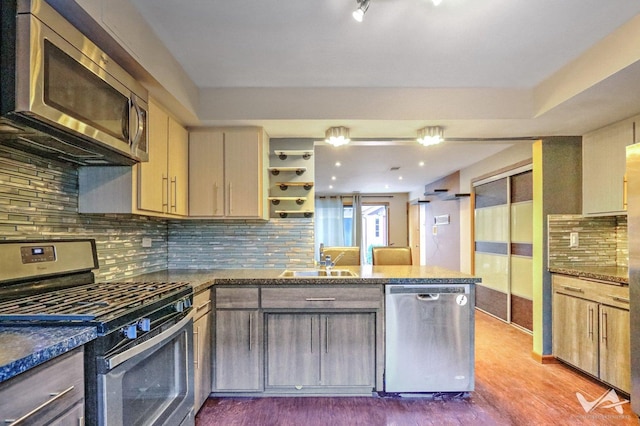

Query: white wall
[[458, 142, 534, 273]]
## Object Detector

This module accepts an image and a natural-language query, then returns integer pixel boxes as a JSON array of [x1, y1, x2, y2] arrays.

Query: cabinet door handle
[[609, 295, 630, 304], [587, 306, 594, 340], [305, 298, 336, 302], [601, 309, 608, 347], [562, 285, 584, 293], [162, 174, 169, 211], [197, 300, 211, 311], [310, 316, 313, 353], [5, 385, 74, 425], [248, 313, 253, 352], [194, 328, 199, 367], [170, 177, 177, 212], [325, 316, 329, 354], [228, 182, 233, 215]]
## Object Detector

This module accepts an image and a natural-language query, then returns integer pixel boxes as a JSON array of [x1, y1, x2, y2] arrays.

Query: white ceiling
[[129, 0, 640, 195]]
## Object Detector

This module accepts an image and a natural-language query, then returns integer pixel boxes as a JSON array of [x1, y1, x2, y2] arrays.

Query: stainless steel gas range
[[0, 239, 195, 426]]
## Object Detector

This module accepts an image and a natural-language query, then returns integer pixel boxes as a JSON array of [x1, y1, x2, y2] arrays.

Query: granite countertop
[[548, 265, 628, 284], [127, 265, 481, 294], [0, 326, 97, 383], [0, 265, 478, 384]]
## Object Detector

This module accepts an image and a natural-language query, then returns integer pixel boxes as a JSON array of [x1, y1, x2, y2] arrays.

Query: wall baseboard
[[531, 352, 559, 364]]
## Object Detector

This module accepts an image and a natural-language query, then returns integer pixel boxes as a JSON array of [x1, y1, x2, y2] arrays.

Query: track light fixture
[[325, 126, 351, 147], [417, 126, 445, 146], [352, 0, 370, 22]]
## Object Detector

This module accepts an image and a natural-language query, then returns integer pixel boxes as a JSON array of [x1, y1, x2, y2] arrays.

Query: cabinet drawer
[[216, 287, 259, 309], [0, 347, 84, 424], [194, 289, 212, 319], [262, 286, 381, 309], [552, 274, 629, 309]]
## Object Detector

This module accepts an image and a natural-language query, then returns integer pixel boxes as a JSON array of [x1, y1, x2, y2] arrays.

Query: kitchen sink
[[279, 269, 358, 277]]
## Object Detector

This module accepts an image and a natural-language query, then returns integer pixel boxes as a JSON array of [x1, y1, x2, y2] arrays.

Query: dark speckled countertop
[[126, 265, 481, 294], [0, 326, 97, 383], [1, 265, 478, 384], [548, 265, 628, 284]]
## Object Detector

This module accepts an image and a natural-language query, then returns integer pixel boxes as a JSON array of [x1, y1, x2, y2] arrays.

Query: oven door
[[98, 315, 194, 426]]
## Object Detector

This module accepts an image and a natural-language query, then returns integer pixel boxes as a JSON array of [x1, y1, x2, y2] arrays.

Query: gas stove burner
[[0, 280, 192, 329]]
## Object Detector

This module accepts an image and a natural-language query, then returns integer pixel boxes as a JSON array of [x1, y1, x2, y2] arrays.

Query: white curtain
[[315, 197, 344, 261]]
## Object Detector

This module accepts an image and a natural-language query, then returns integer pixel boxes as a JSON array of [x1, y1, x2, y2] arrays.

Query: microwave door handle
[[123, 99, 131, 144], [130, 95, 144, 154]]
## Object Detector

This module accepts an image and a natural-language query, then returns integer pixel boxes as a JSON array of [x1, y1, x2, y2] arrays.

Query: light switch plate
[[569, 232, 579, 248], [142, 237, 152, 248]]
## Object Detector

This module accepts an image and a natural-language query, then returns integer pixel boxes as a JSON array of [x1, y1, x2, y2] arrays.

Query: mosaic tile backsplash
[[0, 147, 168, 282], [168, 218, 315, 269], [548, 214, 628, 268], [0, 146, 315, 282]]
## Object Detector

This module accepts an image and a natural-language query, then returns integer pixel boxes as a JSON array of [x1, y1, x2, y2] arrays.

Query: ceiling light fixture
[[352, 0, 370, 22], [325, 126, 351, 147], [417, 126, 445, 146], [432, 0, 443, 6]]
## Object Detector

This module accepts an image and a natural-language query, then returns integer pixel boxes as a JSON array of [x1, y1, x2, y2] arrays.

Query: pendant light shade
[[417, 126, 445, 146], [325, 126, 351, 147]]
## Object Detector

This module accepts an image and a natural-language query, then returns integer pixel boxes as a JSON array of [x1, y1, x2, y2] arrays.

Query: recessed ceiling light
[[329, 185, 334, 189], [419, 161, 425, 166], [335, 161, 341, 167], [385, 185, 389, 189], [331, 176, 336, 180], [398, 176, 403, 180]]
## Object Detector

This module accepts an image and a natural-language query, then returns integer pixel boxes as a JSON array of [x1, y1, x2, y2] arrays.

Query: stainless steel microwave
[[0, 0, 149, 165]]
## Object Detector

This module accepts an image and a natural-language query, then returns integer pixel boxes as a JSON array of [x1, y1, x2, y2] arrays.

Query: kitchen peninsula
[[0, 264, 479, 422], [128, 265, 479, 399]]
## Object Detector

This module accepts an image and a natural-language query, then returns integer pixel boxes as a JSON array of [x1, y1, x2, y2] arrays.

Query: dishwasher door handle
[[416, 294, 440, 301]]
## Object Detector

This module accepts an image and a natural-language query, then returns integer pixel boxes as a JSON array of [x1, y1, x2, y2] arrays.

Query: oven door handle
[[106, 314, 192, 370]]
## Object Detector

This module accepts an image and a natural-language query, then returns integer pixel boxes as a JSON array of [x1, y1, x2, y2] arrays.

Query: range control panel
[[21, 245, 56, 263]]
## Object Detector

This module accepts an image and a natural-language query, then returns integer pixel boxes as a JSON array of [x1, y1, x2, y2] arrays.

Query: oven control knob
[[138, 318, 151, 332], [174, 300, 184, 312], [183, 298, 192, 308], [123, 324, 137, 339]]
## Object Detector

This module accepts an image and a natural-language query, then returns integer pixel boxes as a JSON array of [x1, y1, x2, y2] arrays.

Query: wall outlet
[[569, 232, 579, 248], [142, 237, 152, 248], [432, 225, 438, 235]]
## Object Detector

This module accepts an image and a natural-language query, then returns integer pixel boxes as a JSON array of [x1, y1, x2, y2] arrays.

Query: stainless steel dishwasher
[[384, 284, 474, 396]]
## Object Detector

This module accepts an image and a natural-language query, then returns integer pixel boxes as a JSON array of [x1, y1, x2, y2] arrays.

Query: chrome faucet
[[326, 252, 345, 271]]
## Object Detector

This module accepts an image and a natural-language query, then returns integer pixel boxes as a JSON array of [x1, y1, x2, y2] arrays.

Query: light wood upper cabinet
[[139, 99, 188, 216], [167, 118, 189, 215], [189, 128, 268, 219], [138, 99, 169, 213], [79, 98, 188, 217], [582, 116, 635, 216]]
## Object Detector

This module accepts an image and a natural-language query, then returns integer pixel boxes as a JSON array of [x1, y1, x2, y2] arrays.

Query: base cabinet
[[265, 313, 375, 390], [214, 309, 262, 391], [599, 305, 630, 392], [212, 285, 382, 395], [0, 347, 85, 425], [193, 290, 212, 412], [552, 274, 630, 393]]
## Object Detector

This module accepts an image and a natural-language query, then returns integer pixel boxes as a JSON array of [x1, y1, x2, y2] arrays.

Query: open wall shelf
[[274, 150, 313, 160]]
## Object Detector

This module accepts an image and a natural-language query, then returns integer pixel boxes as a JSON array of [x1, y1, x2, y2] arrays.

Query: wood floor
[[196, 311, 639, 425]]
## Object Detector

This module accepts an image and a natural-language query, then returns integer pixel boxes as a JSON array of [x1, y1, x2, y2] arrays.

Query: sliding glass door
[[473, 168, 533, 331]]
